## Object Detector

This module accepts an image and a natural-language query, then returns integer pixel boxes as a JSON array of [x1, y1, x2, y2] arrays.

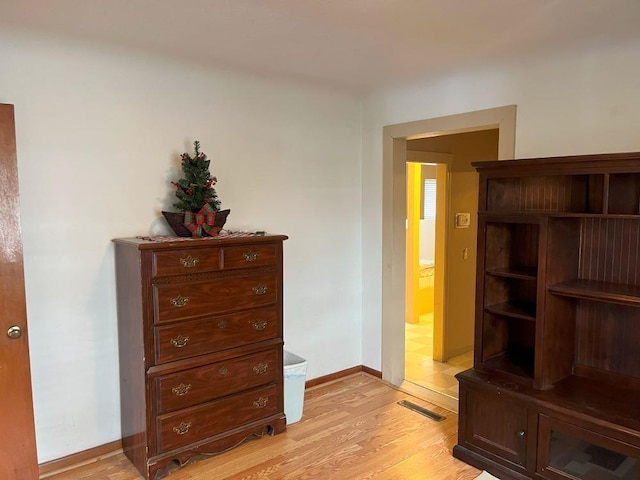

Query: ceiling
[[2, 0, 640, 92]]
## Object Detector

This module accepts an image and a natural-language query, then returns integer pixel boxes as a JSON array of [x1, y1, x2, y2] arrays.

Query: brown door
[[0, 104, 39, 479]]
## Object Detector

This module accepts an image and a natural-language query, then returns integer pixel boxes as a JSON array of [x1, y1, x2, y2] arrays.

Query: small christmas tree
[[171, 140, 221, 213]]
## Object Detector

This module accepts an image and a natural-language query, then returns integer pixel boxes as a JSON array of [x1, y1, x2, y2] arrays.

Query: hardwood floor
[[45, 374, 479, 480], [405, 314, 474, 399]]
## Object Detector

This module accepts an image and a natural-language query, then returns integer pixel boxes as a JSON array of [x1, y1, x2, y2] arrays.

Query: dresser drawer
[[155, 307, 279, 364], [157, 384, 278, 453], [156, 349, 280, 413], [153, 273, 277, 323], [152, 248, 221, 277], [223, 245, 276, 270]]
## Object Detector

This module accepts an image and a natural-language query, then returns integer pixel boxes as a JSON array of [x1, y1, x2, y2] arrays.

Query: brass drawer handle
[[253, 397, 269, 409], [253, 363, 269, 375], [217, 320, 228, 329], [252, 320, 268, 331], [170, 334, 190, 348], [173, 421, 192, 435], [243, 251, 258, 262], [179, 255, 199, 268], [169, 295, 190, 307], [172, 383, 192, 396], [252, 284, 267, 295], [218, 366, 229, 375]]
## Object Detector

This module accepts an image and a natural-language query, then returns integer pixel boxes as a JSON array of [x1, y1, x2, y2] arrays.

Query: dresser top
[[113, 233, 288, 250]]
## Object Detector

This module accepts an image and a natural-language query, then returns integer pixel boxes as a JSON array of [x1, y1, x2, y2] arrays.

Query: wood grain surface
[[43, 374, 479, 480]]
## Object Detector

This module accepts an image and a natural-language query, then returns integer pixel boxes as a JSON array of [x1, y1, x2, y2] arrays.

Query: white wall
[[419, 165, 437, 264], [0, 31, 363, 462], [418, 219, 435, 264], [4, 26, 640, 465], [361, 39, 640, 370]]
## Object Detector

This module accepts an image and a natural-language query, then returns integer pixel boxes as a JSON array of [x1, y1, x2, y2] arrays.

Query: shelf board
[[548, 279, 640, 307], [485, 301, 536, 321], [480, 211, 640, 219], [482, 353, 534, 380], [486, 267, 537, 281]]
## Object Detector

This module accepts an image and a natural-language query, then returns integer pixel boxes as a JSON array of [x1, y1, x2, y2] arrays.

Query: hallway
[[405, 313, 473, 399]]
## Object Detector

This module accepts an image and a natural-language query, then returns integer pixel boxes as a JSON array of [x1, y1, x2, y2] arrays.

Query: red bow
[[183, 204, 220, 238]]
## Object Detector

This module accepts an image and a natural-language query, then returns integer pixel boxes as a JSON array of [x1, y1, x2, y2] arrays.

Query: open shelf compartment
[[608, 173, 640, 215], [481, 312, 535, 380]]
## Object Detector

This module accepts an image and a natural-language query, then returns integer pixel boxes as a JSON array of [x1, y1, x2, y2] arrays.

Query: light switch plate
[[455, 213, 471, 228]]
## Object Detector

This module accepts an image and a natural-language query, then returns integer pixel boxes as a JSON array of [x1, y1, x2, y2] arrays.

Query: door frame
[[381, 105, 517, 387]]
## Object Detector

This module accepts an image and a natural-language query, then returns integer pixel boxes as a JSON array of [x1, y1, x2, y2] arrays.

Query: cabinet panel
[[486, 175, 605, 213], [575, 301, 640, 379], [464, 386, 529, 468], [156, 349, 279, 413], [538, 414, 640, 480], [153, 273, 277, 323], [579, 218, 640, 286]]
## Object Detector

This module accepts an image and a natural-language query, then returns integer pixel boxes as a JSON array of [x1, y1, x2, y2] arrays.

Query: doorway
[[404, 157, 453, 395], [382, 105, 517, 410], [404, 132, 499, 401]]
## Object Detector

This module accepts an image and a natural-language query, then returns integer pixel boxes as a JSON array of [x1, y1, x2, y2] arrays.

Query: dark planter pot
[[162, 209, 230, 237]]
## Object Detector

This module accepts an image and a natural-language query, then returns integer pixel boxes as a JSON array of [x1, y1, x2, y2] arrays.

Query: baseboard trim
[[447, 344, 473, 360], [38, 439, 123, 478], [361, 365, 383, 378], [38, 365, 384, 477], [305, 365, 382, 389]]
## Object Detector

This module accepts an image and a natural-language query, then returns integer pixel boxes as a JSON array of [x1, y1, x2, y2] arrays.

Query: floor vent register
[[397, 400, 445, 422]]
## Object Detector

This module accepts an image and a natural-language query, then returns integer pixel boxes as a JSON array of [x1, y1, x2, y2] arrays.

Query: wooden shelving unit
[[454, 153, 640, 480]]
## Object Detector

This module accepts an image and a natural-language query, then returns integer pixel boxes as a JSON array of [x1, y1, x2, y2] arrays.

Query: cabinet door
[[463, 386, 529, 468], [537, 414, 639, 480]]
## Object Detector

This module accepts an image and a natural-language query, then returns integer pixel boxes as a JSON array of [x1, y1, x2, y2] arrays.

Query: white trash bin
[[283, 350, 307, 424]]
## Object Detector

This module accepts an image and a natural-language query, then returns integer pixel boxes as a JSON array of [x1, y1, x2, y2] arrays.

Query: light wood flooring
[[405, 314, 473, 399], [45, 373, 479, 480]]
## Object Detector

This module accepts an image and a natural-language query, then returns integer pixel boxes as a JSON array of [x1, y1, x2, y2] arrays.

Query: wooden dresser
[[113, 234, 288, 480]]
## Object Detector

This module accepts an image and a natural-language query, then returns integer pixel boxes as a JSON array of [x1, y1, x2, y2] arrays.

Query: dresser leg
[[271, 415, 287, 435]]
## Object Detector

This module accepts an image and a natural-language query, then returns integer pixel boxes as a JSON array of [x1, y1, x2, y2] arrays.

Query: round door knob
[[517, 430, 526, 438], [7, 325, 22, 339]]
